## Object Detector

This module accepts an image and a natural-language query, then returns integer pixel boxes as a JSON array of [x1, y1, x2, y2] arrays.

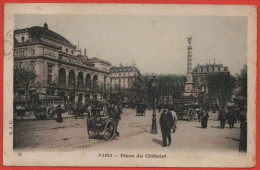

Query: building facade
[[192, 63, 230, 93], [109, 66, 142, 100], [14, 23, 111, 103]]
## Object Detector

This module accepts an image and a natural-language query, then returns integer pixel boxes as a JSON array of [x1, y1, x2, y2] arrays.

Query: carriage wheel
[[103, 121, 116, 141], [188, 108, 195, 121]]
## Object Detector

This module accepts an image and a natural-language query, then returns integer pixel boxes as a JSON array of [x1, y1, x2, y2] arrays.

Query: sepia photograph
[[3, 4, 257, 167]]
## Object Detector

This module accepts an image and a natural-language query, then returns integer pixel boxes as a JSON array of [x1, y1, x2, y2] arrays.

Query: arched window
[[77, 72, 83, 88], [59, 68, 66, 87], [68, 70, 75, 88], [85, 74, 91, 90], [93, 75, 98, 86]]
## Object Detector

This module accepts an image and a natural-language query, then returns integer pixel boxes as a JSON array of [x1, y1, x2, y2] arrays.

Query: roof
[[15, 24, 75, 48], [110, 65, 141, 74], [193, 63, 229, 73]]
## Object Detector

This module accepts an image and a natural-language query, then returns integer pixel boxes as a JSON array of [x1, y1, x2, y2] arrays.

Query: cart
[[136, 103, 146, 116], [87, 115, 116, 141], [173, 99, 198, 121], [33, 97, 66, 120]]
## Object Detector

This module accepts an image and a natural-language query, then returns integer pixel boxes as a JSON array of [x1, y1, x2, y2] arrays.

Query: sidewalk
[[13, 112, 85, 120]]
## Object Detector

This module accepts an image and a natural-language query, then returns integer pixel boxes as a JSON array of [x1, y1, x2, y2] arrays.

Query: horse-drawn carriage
[[173, 97, 199, 121], [32, 97, 66, 120], [136, 103, 146, 116]]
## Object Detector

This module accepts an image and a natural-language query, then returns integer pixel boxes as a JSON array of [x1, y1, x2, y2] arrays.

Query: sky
[[15, 15, 247, 75]]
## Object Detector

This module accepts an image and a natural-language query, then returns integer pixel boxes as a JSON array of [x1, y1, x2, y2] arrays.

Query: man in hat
[[218, 106, 227, 128], [227, 106, 236, 128], [110, 100, 122, 136], [159, 108, 174, 147]]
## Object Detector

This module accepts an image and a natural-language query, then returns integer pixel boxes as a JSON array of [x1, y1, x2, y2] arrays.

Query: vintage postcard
[[3, 4, 257, 167]]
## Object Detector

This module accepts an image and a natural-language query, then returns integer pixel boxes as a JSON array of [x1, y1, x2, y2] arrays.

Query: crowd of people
[[158, 102, 247, 148]]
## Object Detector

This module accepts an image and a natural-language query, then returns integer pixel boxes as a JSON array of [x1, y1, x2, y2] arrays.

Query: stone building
[[109, 65, 142, 100], [192, 63, 230, 93], [14, 23, 111, 103]]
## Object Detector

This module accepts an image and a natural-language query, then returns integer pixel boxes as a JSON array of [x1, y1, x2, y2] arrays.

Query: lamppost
[[217, 90, 221, 107], [150, 75, 158, 134]]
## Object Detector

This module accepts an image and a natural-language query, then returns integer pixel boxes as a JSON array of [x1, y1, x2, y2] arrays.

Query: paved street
[[89, 112, 240, 153], [14, 109, 240, 152]]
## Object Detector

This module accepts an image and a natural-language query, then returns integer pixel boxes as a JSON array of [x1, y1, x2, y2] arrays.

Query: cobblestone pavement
[[14, 109, 158, 151]]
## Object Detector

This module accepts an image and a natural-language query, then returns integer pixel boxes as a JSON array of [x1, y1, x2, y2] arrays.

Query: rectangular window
[[48, 75, 52, 85], [21, 51, 24, 56], [48, 64, 53, 73], [47, 64, 53, 85], [20, 62, 23, 69]]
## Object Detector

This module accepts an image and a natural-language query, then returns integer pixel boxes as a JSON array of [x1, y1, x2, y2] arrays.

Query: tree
[[132, 74, 186, 104], [207, 73, 236, 107], [14, 65, 38, 104], [237, 65, 247, 98]]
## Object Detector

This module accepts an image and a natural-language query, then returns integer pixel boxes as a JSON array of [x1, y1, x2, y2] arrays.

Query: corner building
[[110, 66, 142, 100], [14, 23, 111, 103]]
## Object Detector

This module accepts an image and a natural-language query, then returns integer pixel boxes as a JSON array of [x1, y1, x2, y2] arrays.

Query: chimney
[[84, 48, 86, 56], [44, 23, 48, 29]]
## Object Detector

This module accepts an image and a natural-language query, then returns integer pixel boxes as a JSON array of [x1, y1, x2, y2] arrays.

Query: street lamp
[[150, 75, 158, 134]]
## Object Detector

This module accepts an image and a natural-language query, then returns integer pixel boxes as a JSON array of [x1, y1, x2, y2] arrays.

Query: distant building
[[14, 23, 111, 102], [110, 65, 142, 100], [192, 63, 230, 93]]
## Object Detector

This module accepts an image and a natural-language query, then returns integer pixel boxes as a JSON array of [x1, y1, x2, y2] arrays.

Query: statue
[[187, 36, 192, 45]]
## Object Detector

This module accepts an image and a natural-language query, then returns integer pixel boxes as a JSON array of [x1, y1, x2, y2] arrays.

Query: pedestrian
[[196, 108, 201, 122], [227, 106, 235, 128], [239, 105, 247, 129], [169, 107, 178, 133], [201, 108, 209, 128], [158, 104, 161, 113], [110, 101, 122, 137], [159, 108, 174, 147], [56, 105, 63, 123], [218, 106, 227, 128]]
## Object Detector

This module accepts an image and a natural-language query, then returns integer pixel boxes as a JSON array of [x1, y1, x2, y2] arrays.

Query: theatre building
[[13, 23, 111, 103]]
